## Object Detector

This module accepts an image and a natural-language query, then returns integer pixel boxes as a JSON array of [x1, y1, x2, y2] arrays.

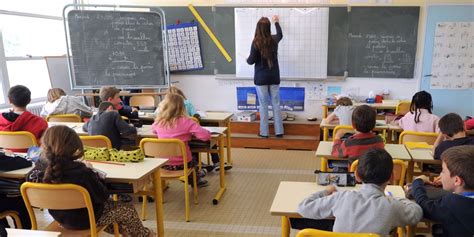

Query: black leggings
[[0, 195, 31, 229]]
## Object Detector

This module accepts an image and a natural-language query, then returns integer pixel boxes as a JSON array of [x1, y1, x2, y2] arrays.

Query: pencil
[[87, 160, 125, 166]]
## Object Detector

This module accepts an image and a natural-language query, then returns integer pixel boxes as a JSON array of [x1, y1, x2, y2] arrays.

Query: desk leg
[[322, 105, 328, 119], [281, 216, 290, 237], [323, 128, 328, 141], [407, 161, 415, 183], [225, 120, 232, 166], [153, 169, 165, 237], [213, 135, 227, 205]]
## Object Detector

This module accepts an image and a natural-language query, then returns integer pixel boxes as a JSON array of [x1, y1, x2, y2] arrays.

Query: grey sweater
[[82, 111, 136, 149], [297, 184, 422, 236]]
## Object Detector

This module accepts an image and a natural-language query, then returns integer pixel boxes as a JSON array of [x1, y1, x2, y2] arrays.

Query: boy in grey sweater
[[297, 148, 422, 235]]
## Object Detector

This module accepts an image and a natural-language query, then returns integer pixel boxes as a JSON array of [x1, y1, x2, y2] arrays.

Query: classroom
[[0, 0, 473, 236]]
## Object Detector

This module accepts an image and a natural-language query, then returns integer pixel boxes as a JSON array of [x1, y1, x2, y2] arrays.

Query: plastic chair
[[139, 138, 198, 222], [320, 126, 355, 172], [0, 131, 38, 150], [80, 135, 113, 149], [350, 159, 407, 186], [296, 228, 380, 237], [399, 131, 438, 145], [20, 182, 114, 237], [46, 114, 82, 122], [395, 101, 411, 116], [0, 210, 22, 229], [130, 95, 155, 107]]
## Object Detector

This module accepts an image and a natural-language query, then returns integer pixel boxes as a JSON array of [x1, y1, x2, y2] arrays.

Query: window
[[0, 0, 72, 17], [6, 60, 52, 100]]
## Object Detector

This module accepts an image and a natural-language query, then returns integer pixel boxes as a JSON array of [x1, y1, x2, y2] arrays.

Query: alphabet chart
[[167, 22, 203, 72], [235, 8, 329, 79], [430, 22, 474, 89]]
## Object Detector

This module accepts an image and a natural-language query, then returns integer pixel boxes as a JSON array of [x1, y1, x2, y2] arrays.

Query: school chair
[[399, 131, 438, 145], [80, 135, 112, 149], [296, 228, 380, 237], [320, 126, 355, 172], [20, 182, 116, 237], [350, 159, 407, 186], [0, 210, 22, 229], [45, 114, 81, 122], [395, 101, 411, 116], [139, 138, 198, 222], [0, 131, 38, 150], [129, 95, 155, 107]]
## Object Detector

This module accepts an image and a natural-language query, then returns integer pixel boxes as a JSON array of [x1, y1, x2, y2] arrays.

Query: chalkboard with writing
[[66, 9, 168, 89], [347, 7, 419, 78]]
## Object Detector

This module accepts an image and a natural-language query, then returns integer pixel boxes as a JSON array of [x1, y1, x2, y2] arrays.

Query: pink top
[[398, 109, 440, 133], [152, 117, 211, 166]]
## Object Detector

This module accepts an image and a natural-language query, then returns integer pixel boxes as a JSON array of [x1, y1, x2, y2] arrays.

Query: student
[[247, 15, 284, 138], [152, 94, 210, 187], [166, 86, 197, 117], [325, 96, 354, 125], [26, 126, 153, 236], [331, 105, 384, 163], [0, 85, 48, 148], [83, 102, 137, 150], [99, 86, 139, 119], [465, 117, 474, 130], [40, 88, 93, 118], [410, 146, 474, 236], [296, 148, 422, 235], [433, 113, 474, 160], [395, 91, 439, 132]]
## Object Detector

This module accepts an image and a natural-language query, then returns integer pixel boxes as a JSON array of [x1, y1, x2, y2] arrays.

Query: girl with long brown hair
[[247, 15, 284, 138], [27, 126, 153, 236]]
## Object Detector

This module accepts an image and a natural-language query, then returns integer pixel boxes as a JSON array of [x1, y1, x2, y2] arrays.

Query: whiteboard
[[235, 8, 329, 79]]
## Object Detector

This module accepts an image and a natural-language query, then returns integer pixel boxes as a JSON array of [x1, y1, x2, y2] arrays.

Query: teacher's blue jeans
[[255, 85, 284, 136]]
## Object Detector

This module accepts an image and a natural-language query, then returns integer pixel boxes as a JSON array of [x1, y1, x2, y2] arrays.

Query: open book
[[205, 127, 223, 134]]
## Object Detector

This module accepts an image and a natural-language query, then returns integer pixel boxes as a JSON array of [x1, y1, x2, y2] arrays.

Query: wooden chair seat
[[46, 221, 108, 236], [160, 167, 194, 179]]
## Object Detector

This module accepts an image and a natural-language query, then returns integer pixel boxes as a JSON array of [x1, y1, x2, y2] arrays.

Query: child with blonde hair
[[152, 94, 210, 187]]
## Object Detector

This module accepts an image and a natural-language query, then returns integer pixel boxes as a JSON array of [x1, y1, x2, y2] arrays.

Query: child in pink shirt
[[152, 93, 211, 187], [396, 91, 440, 133]]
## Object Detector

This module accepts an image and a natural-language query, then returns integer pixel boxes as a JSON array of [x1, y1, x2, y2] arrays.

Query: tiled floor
[[36, 148, 319, 236]]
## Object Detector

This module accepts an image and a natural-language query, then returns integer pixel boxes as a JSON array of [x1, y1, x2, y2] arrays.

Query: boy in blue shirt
[[411, 145, 474, 236]]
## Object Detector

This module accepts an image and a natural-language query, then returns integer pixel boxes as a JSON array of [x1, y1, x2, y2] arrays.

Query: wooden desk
[[6, 228, 61, 236], [322, 103, 398, 118], [0, 159, 168, 237], [270, 181, 405, 237], [319, 119, 390, 141], [315, 141, 411, 161], [405, 147, 441, 182]]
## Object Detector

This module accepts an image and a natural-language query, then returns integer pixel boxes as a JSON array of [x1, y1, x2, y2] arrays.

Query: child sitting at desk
[[296, 148, 422, 235], [394, 91, 439, 133], [41, 88, 93, 118], [0, 85, 48, 151], [26, 126, 153, 236], [331, 105, 384, 169], [152, 93, 210, 187], [433, 113, 474, 160], [409, 146, 474, 236], [100, 86, 139, 119], [325, 96, 354, 125]]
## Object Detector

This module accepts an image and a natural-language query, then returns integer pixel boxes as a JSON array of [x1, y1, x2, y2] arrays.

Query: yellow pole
[[188, 4, 232, 62]]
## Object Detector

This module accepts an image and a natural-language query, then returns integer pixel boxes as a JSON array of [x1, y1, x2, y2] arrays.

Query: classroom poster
[[237, 87, 305, 111], [430, 22, 474, 89], [167, 22, 204, 72]]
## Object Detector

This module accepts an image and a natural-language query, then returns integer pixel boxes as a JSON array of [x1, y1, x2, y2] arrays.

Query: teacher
[[247, 15, 284, 138]]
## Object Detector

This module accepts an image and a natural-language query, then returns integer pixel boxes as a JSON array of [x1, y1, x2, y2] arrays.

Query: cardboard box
[[236, 111, 256, 122]]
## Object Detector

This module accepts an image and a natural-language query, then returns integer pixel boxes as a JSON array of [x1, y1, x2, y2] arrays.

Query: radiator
[[26, 103, 45, 116]]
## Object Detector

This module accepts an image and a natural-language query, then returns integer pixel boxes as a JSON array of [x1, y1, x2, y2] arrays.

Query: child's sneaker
[[197, 169, 207, 178], [191, 179, 209, 188], [214, 162, 233, 171]]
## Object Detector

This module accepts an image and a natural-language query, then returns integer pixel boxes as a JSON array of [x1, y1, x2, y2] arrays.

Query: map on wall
[[430, 22, 474, 89]]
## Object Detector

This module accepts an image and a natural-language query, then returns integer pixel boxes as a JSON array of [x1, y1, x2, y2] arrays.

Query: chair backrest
[[296, 228, 380, 237], [350, 159, 407, 186], [46, 114, 82, 122], [20, 182, 98, 235], [129, 95, 155, 107], [399, 131, 438, 145], [332, 125, 355, 140], [80, 135, 112, 149], [139, 138, 188, 170], [0, 131, 38, 149], [395, 101, 411, 115]]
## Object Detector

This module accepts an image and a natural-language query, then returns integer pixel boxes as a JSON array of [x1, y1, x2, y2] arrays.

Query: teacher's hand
[[272, 15, 279, 23]]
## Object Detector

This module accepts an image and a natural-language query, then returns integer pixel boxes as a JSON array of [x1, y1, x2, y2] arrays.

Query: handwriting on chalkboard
[[67, 10, 166, 88]]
